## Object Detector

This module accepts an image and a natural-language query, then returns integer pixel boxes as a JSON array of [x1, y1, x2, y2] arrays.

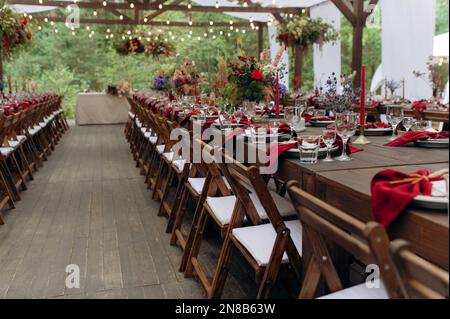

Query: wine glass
[[322, 129, 336, 162], [234, 107, 243, 124], [294, 99, 306, 119], [335, 113, 359, 162], [402, 117, 414, 132], [284, 107, 295, 140], [386, 106, 404, 141], [244, 101, 256, 123], [268, 119, 280, 135]]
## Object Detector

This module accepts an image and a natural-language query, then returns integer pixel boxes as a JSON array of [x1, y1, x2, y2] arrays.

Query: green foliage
[[436, 0, 449, 34]]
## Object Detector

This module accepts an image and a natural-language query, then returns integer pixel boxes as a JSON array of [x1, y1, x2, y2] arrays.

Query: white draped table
[[76, 92, 130, 125]]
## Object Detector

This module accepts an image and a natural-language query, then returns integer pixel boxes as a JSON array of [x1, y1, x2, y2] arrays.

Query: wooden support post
[[257, 23, 264, 59], [351, 0, 364, 88]]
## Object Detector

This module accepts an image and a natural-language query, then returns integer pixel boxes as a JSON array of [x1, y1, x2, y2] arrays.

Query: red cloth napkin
[[371, 169, 443, 227], [303, 114, 314, 123], [179, 112, 197, 125], [366, 122, 391, 129], [384, 131, 449, 146], [412, 100, 428, 111], [163, 107, 173, 118]]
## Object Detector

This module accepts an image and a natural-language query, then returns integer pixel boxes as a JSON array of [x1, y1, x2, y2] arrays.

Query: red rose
[[250, 69, 263, 81], [27, 33, 32, 40], [22, 17, 29, 25]]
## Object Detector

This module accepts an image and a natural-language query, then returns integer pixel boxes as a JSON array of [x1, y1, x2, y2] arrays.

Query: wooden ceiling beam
[[143, 0, 184, 22], [7, 0, 302, 14], [32, 16, 253, 27]]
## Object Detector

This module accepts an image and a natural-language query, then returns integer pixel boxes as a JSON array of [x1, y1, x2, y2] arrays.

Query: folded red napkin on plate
[[412, 100, 428, 111], [303, 114, 314, 123], [384, 131, 449, 146], [163, 107, 173, 118], [371, 169, 443, 227], [312, 116, 335, 122], [366, 122, 391, 129], [179, 112, 197, 125]]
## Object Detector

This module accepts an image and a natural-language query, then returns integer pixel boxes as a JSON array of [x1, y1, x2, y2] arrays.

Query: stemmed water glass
[[322, 129, 336, 162], [402, 117, 414, 132], [243, 101, 256, 124], [386, 106, 404, 141], [335, 113, 359, 162], [234, 107, 243, 124], [284, 107, 296, 140]]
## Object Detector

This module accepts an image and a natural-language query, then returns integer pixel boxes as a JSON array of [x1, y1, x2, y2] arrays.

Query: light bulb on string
[[120, 15, 123, 20], [130, 3, 134, 9], [209, 28, 213, 33], [44, 18, 48, 22], [107, 28, 110, 33], [209, 21, 214, 26], [93, 10, 97, 16], [158, 4, 163, 9], [29, 15, 33, 20], [166, 20, 170, 25], [102, 1, 107, 6], [144, 18, 148, 23], [50, 21, 54, 26], [215, 1, 219, 9]]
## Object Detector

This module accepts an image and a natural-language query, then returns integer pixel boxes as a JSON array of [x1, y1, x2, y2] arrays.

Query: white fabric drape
[[381, 0, 436, 99], [310, 1, 341, 91]]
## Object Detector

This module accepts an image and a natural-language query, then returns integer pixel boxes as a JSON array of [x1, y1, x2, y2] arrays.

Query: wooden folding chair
[[385, 239, 448, 299], [287, 180, 404, 299], [185, 146, 300, 298]]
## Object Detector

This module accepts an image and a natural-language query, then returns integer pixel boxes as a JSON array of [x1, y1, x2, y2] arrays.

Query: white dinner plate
[[414, 138, 449, 149], [357, 127, 393, 136], [309, 120, 335, 127], [412, 179, 449, 210]]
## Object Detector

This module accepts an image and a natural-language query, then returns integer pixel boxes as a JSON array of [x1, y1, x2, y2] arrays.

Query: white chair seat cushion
[[163, 152, 174, 162], [39, 122, 47, 128], [149, 136, 158, 144], [28, 127, 41, 135], [128, 112, 135, 119], [206, 191, 296, 226], [188, 177, 231, 195], [16, 135, 26, 142], [0, 147, 14, 157], [232, 220, 303, 267], [317, 280, 388, 299], [172, 159, 187, 171], [251, 191, 296, 219], [206, 195, 237, 225], [156, 145, 165, 154], [141, 127, 147, 134], [8, 140, 20, 149]]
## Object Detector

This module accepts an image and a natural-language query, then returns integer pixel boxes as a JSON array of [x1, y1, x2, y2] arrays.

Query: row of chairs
[[0, 95, 69, 225], [125, 95, 448, 299]]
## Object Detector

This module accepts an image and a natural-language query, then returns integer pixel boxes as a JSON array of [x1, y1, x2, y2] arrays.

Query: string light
[[188, 20, 193, 26], [50, 21, 54, 26], [93, 10, 97, 16], [38, 26, 42, 30], [166, 20, 170, 25], [209, 21, 214, 26], [72, 31, 76, 36], [188, 1, 192, 9], [158, 4, 163, 9], [39, 0, 43, 3], [215, 1, 219, 9], [144, 17, 148, 23], [130, 3, 134, 9], [102, 1, 107, 6], [119, 15, 123, 20], [86, 26, 90, 30], [106, 28, 110, 33], [44, 17, 48, 22], [29, 15, 33, 20]]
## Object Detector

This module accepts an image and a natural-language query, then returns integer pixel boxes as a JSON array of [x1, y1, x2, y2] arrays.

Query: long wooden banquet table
[[274, 128, 449, 270]]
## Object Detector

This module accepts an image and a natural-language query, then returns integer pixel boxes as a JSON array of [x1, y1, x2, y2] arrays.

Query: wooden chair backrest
[[388, 239, 449, 299], [287, 181, 404, 299]]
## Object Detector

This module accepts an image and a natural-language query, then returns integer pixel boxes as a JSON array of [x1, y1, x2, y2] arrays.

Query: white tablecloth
[[76, 93, 130, 125]]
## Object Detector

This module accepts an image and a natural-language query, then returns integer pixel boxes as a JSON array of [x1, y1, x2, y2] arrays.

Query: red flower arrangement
[[1, 1, 32, 56], [250, 69, 263, 81]]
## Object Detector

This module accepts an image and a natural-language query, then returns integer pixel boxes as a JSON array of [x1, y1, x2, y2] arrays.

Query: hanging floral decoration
[[0, 1, 32, 56], [276, 15, 338, 51], [144, 38, 176, 59], [114, 37, 144, 55]]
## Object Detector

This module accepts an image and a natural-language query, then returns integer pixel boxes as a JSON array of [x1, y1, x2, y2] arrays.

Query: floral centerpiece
[[276, 15, 338, 51], [413, 57, 449, 98], [144, 38, 175, 60], [154, 70, 170, 91], [117, 81, 131, 96], [228, 54, 276, 103], [172, 59, 201, 96], [1, 0, 32, 57]]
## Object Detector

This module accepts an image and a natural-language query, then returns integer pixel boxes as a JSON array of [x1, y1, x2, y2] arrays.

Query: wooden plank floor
[[0, 125, 263, 299]]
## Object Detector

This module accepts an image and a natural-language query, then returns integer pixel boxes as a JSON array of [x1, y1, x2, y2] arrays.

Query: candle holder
[[354, 124, 371, 145]]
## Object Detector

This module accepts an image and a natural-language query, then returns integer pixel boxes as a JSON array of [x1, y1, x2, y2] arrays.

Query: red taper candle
[[360, 65, 365, 126], [275, 71, 280, 114]]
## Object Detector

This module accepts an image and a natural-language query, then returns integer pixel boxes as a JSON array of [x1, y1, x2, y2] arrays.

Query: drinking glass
[[335, 113, 359, 161], [234, 107, 243, 124], [298, 135, 321, 164], [250, 126, 267, 144], [386, 106, 404, 141], [322, 129, 336, 162], [314, 109, 326, 118], [294, 99, 306, 119], [268, 119, 280, 135], [402, 117, 414, 132], [412, 120, 430, 132], [244, 101, 256, 122]]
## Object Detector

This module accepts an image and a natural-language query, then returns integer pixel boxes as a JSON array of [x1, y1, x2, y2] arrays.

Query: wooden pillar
[[294, 45, 302, 91], [257, 23, 264, 59], [352, 0, 365, 88]]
